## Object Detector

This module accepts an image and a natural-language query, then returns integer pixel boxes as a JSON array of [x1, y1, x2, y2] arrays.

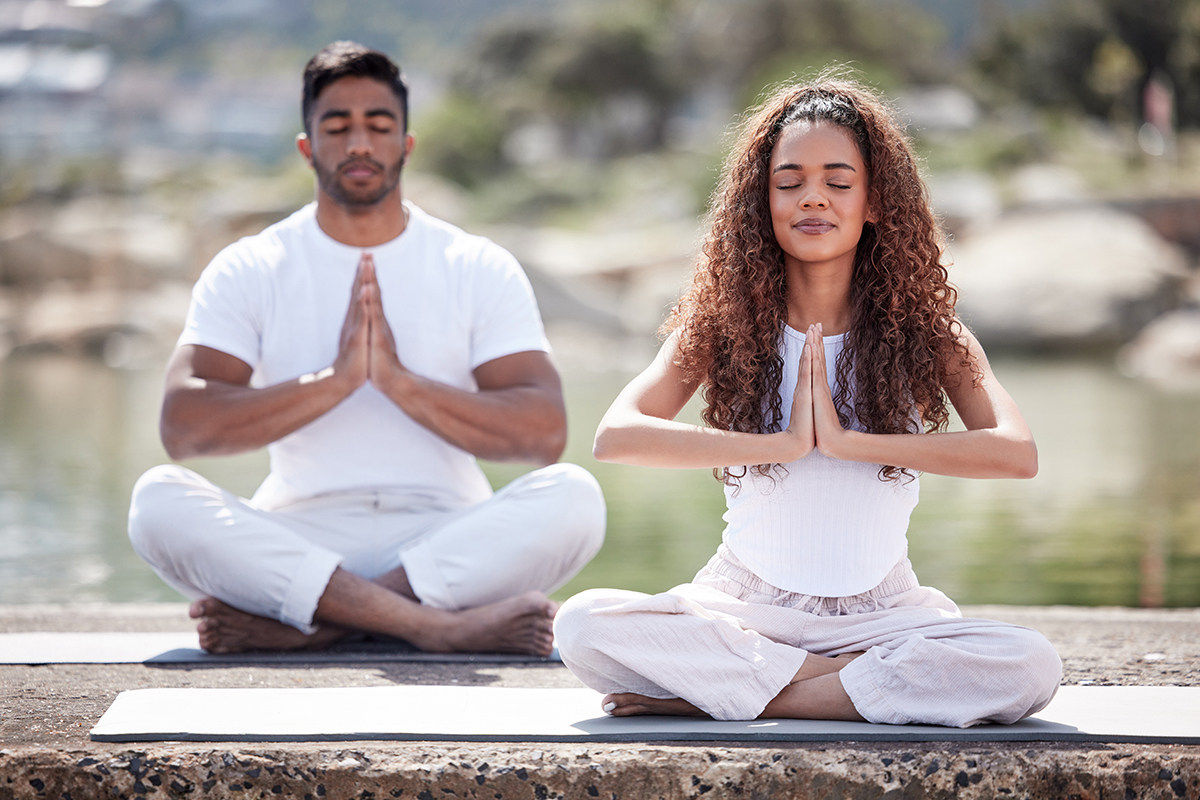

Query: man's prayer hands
[[335, 253, 406, 393]]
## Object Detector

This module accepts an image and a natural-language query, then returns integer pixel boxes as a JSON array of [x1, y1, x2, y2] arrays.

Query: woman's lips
[[795, 218, 834, 234]]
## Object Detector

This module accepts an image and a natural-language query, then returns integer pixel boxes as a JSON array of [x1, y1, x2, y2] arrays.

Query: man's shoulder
[[212, 205, 316, 272], [408, 204, 518, 270]]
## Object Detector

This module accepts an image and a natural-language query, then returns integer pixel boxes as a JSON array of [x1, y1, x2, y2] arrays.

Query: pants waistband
[[700, 543, 920, 612]]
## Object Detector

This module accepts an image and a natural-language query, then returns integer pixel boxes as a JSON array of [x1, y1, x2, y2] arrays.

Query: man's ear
[[401, 132, 415, 167], [296, 133, 313, 165]]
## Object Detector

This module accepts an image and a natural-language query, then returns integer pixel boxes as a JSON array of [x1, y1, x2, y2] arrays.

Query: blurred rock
[[894, 85, 980, 132], [1010, 164, 1089, 205], [485, 221, 698, 334], [927, 170, 1001, 232], [950, 206, 1188, 347], [10, 280, 191, 363], [1118, 309, 1200, 391]]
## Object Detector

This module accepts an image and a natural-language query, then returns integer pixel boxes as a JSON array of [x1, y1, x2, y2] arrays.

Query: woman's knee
[[553, 588, 633, 661], [1015, 629, 1063, 713]]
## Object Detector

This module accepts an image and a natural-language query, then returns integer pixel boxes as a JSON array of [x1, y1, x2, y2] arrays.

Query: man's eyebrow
[[318, 108, 398, 123], [772, 161, 858, 173]]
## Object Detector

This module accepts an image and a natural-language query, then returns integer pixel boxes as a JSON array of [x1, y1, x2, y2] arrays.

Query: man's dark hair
[[302, 41, 408, 135]]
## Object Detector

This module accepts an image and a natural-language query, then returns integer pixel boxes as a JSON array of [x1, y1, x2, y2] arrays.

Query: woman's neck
[[784, 258, 854, 334]]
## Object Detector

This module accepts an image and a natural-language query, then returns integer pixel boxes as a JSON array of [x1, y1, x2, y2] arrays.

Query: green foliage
[[409, 92, 506, 188], [414, 0, 951, 209], [723, 0, 947, 101], [974, 0, 1200, 128]]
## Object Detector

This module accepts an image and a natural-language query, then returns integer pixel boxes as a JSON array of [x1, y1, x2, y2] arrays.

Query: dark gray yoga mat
[[0, 632, 559, 664], [90, 685, 1200, 744]]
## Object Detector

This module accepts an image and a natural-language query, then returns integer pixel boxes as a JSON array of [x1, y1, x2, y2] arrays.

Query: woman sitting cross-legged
[[553, 77, 1062, 727]]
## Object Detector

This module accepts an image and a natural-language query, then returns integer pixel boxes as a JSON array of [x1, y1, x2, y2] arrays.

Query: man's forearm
[[374, 369, 567, 465], [161, 368, 356, 459]]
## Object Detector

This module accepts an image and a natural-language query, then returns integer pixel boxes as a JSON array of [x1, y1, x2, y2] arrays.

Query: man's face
[[300, 76, 412, 209]]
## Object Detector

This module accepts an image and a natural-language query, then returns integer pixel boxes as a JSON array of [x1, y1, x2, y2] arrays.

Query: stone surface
[[1119, 308, 1200, 390], [2, 603, 1200, 799], [950, 207, 1189, 347]]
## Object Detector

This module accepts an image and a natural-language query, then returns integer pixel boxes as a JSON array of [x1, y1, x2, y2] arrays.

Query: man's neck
[[314, 189, 409, 248]]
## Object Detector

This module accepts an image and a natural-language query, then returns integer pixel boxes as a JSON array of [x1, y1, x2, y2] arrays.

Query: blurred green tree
[[975, 0, 1200, 127], [417, 0, 948, 190]]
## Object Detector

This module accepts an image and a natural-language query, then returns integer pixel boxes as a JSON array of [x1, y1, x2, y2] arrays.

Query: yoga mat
[[90, 685, 1200, 744], [0, 632, 559, 664]]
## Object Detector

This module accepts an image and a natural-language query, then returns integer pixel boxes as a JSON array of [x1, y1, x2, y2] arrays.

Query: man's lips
[[795, 218, 835, 234], [340, 160, 382, 179]]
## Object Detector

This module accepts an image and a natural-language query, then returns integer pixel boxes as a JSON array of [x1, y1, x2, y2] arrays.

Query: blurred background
[[1, 0, 1198, 608]]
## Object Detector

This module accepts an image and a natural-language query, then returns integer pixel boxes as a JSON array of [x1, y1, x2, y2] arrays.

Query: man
[[128, 42, 606, 656]]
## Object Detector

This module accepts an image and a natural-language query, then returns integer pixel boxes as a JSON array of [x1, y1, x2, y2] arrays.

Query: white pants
[[129, 463, 606, 633], [554, 544, 1061, 727]]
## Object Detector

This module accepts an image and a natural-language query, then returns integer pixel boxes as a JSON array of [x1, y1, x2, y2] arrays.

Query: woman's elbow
[[592, 423, 627, 463], [1006, 438, 1038, 479]]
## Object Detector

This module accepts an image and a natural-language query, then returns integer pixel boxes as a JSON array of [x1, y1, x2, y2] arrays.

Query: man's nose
[[346, 126, 373, 156]]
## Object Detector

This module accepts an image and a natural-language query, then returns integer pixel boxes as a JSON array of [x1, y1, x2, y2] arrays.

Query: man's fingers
[[359, 252, 378, 286]]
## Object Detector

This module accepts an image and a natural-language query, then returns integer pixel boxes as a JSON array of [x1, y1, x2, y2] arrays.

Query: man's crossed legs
[[128, 463, 605, 655]]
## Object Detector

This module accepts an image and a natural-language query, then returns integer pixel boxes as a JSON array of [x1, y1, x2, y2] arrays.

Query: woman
[[553, 78, 1062, 727]]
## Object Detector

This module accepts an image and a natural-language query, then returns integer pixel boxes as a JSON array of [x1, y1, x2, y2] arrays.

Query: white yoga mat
[[0, 632, 559, 664], [89, 685, 1200, 744]]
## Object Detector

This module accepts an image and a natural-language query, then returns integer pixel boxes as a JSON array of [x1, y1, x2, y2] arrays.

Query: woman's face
[[768, 120, 875, 276]]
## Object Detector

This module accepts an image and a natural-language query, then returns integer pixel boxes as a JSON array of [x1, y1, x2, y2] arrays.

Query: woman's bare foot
[[791, 650, 865, 682], [602, 693, 710, 718], [189, 598, 347, 654], [411, 591, 558, 656]]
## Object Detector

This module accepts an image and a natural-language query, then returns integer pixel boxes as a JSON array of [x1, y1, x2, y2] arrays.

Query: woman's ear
[[866, 190, 879, 224]]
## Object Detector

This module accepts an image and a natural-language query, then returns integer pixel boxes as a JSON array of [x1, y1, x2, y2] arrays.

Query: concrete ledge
[[3, 603, 1199, 799], [4, 742, 1200, 799]]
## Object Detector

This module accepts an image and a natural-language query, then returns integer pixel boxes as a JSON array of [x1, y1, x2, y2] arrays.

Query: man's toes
[[188, 598, 211, 619]]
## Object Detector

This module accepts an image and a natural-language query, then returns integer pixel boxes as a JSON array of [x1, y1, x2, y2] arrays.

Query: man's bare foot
[[601, 693, 710, 718], [409, 591, 557, 657], [189, 598, 347, 654]]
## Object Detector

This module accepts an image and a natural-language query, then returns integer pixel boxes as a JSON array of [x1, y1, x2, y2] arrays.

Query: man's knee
[[127, 464, 211, 564], [537, 462, 606, 548]]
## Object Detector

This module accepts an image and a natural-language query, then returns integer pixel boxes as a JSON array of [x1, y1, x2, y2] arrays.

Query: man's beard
[[312, 153, 403, 209]]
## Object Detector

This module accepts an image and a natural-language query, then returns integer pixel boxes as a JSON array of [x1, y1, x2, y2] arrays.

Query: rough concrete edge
[[3, 742, 1200, 800]]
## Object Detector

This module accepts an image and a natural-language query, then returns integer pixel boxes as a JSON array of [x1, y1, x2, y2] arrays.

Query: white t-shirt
[[721, 325, 920, 597], [179, 202, 551, 511]]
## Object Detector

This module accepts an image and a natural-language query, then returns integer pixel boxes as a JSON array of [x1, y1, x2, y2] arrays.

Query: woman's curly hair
[[665, 76, 976, 484]]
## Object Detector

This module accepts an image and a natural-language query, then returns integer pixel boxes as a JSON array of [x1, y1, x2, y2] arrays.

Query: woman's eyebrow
[[772, 162, 858, 173]]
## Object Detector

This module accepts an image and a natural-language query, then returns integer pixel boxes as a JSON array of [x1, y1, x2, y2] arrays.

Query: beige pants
[[554, 544, 1061, 727], [129, 463, 606, 633]]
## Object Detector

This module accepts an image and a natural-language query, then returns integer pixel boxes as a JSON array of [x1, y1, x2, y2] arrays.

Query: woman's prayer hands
[[785, 323, 850, 463], [782, 326, 817, 461]]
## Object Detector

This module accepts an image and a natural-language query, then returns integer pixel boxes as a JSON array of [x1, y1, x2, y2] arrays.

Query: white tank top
[[720, 325, 919, 597]]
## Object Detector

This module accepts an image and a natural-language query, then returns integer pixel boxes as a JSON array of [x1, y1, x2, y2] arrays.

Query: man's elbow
[[531, 426, 567, 466], [160, 421, 200, 461], [519, 410, 567, 466]]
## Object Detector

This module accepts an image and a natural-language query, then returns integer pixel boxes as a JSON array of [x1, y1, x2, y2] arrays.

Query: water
[[1, 350, 1198, 607]]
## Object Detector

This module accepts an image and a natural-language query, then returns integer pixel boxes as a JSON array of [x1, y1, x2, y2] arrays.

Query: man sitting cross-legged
[[127, 42, 606, 656]]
